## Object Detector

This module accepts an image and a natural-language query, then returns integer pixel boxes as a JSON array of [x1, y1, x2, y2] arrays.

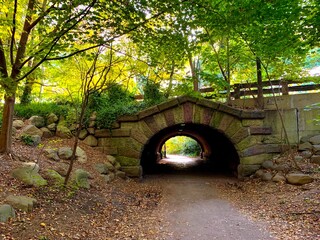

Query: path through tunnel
[[140, 123, 239, 176]]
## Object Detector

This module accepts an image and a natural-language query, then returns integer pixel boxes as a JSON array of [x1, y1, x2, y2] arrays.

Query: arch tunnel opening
[[140, 123, 240, 176]]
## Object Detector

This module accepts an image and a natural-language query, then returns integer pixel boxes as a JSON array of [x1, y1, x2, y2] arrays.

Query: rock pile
[[254, 135, 320, 185], [94, 155, 125, 183], [298, 134, 320, 165]]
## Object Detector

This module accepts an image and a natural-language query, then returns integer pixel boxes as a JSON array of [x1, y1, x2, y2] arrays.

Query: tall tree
[[0, 0, 184, 153]]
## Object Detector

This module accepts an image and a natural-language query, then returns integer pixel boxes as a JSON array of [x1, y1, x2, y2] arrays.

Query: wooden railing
[[135, 78, 320, 100], [200, 80, 320, 99]]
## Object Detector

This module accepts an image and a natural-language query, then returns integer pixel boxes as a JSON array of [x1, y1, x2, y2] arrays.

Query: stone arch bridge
[[94, 96, 286, 178]]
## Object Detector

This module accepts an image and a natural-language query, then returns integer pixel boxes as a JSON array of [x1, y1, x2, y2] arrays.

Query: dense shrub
[[14, 102, 70, 119], [87, 85, 146, 129]]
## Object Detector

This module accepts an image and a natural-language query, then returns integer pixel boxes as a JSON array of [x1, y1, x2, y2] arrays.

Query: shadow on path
[[144, 173, 274, 240]]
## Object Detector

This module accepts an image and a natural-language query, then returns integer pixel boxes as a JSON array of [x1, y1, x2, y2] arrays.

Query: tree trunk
[[20, 81, 33, 104], [256, 57, 264, 109], [0, 94, 16, 153], [164, 60, 175, 98], [188, 54, 199, 92], [20, 60, 36, 104]]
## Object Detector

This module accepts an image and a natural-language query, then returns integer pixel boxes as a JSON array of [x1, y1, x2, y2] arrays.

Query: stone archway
[[140, 123, 240, 175], [93, 96, 282, 178]]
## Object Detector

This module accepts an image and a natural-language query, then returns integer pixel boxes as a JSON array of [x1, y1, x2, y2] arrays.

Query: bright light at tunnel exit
[[159, 136, 202, 165]]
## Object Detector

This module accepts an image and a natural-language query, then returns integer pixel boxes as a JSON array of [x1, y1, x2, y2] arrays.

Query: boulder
[[22, 162, 40, 173], [309, 135, 320, 145], [73, 169, 91, 189], [13, 120, 24, 129], [301, 150, 313, 158], [46, 113, 58, 125], [78, 129, 88, 140], [255, 169, 265, 178], [272, 173, 286, 183], [261, 172, 273, 181], [106, 155, 116, 165], [76, 146, 87, 163], [121, 166, 142, 177], [47, 123, 57, 131], [103, 173, 115, 183], [29, 116, 45, 128], [94, 163, 109, 174], [286, 173, 314, 185], [29, 135, 41, 146], [0, 204, 16, 222], [83, 135, 98, 147], [58, 147, 73, 160], [44, 169, 65, 185], [21, 125, 43, 138], [44, 148, 60, 161], [238, 164, 261, 177], [312, 144, 320, 154], [115, 171, 126, 179], [300, 135, 313, 143], [274, 163, 290, 172], [262, 160, 274, 170], [11, 165, 47, 187], [56, 125, 72, 139], [6, 195, 37, 212], [114, 162, 121, 171], [54, 164, 69, 177], [105, 161, 115, 172], [40, 127, 53, 138], [87, 128, 95, 135], [298, 142, 313, 151], [310, 155, 320, 165]]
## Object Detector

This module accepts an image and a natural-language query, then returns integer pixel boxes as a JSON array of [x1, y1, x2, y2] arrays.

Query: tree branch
[[0, 39, 8, 78], [10, 0, 18, 66]]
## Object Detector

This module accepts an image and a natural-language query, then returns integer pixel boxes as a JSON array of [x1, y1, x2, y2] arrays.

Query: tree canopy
[[0, 0, 319, 153]]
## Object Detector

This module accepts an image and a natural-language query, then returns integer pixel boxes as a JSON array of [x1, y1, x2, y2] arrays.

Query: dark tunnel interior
[[140, 123, 240, 176]]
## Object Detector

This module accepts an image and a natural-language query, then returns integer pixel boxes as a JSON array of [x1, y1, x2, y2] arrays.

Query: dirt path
[[146, 173, 274, 240]]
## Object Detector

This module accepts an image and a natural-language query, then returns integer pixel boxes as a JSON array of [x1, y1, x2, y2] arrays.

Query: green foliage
[[88, 85, 145, 129], [20, 135, 34, 146], [182, 138, 202, 156], [143, 81, 166, 105], [14, 103, 70, 119], [165, 136, 201, 156]]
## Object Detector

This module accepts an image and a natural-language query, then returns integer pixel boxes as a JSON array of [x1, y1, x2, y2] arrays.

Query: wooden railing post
[[281, 81, 289, 95]]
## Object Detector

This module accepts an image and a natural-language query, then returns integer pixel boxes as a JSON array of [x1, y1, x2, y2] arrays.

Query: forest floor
[[0, 138, 319, 240]]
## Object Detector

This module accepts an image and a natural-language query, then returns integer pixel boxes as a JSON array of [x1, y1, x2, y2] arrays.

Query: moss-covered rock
[[117, 156, 140, 166], [73, 169, 91, 189], [11, 165, 47, 187]]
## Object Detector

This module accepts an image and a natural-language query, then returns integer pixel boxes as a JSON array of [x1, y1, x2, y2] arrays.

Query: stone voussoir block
[[157, 98, 179, 111], [95, 128, 131, 138], [196, 99, 220, 110], [138, 106, 160, 120], [177, 95, 198, 104], [218, 104, 242, 118]]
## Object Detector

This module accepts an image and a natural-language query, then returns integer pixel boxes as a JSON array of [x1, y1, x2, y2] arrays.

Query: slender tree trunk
[[64, 95, 88, 185], [188, 53, 199, 92], [0, 94, 16, 153], [164, 60, 175, 98], [256, 57, 264, 109], [20, 60, 35, 104]]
